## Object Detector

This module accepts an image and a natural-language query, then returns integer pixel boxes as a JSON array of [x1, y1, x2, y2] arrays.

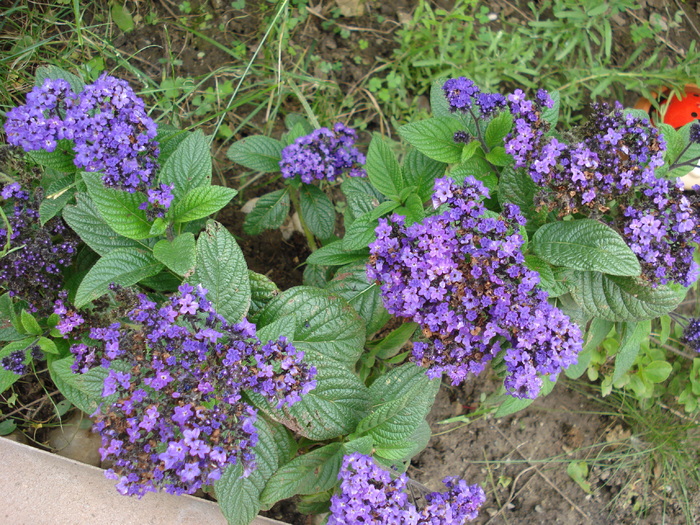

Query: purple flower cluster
[[56, 284, 316, 497], [328, 453, 485, 524], [367, 177, 582, 399], [505, 91, 700, 286], [0, 183, 77, 313], [279, 123, 366, 183], [5, 75, 160, 194], [442, 77, 507, 117], [682, 317, 700, 352], [0, 346, 43, 375]]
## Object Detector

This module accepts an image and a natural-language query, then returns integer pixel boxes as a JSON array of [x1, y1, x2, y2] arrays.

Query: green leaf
[[257, 286, 366, 367], [303, 264, 332, 288], [366, 134, 404, 198], [494, 375, 557, 417], [257, 315, 296, 344], [155, 125, 188, 164], [39, 176, 75, 225], [343, 436, 374, 456], [429, 77, 451, 118], [363, 364, 439, 444], [541, 91, 560, 126], [169, 185, 237, 223], [326, 263, 389, 336], [248, 271, 280, 322], [82, 172, 152, 240], [300, 185, 335, 240], [190, 221, 251, 323], [110, 2, 134, 32], [532, 220, 641, 276], [342, 213, 378, 252], [215, 418, 292, 523], [159, 129, 212, 200], [227, 135, 284, 173], [498, 165, 547, 228], [275, 360, 370, 440], [402, 149, 446, 202], [484, 146, 511, 166], [62, 195, 143, 256], [20, 310, 42, 336], [450, 158, 498, 192], [564, 272, 686, 322], [37, 337, 58, 355], [397, 117, 464, 164], [485, 111, 513, 149], [0, 339, 34, 392], [567, 461, 591, 494], [659, 124, 684, 168], [368, 200, 401, 221], [306, 241, 368, 267], [48, 357, 109, 414], [368, 322, 418, 359], [342, 177, 384, 221], [34, 65, 85, 94], [27, 141, 77, 173], [374, 420, 431, 461], [524, 255, 565, 297], [259, 443, 344, 507], [613, 321, 650, 382], [153, 233, 196, 276], [74, 249, 164, 307], [243, 189, 290, 235], [642, 360, 673, 383], [149, 218, 168, 236]]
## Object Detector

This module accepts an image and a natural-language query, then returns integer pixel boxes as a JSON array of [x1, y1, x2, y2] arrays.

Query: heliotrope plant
[[2, 62, 700, 525]]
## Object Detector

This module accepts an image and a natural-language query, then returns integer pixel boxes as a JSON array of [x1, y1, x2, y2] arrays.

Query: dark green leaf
[[248, 271, 280, 323], [215, 418, 292, 523], [75, 248, 164, 307], [306, 241, 368, 267], [498, 165, 547, 228], [82, 172, 152, 240], [374, 420, 431, 461], [302, 264, 332, 288], [366, 134, 404, 198], [449, 157, 498, 192], [160, 130, 212, 200], [402, 148, 446, 202], [190, 221, 251, 323], [342, 213, 378, 252], [227, 135, 284, 173], [62, 195, 144, 256], [0, 339, 34, 392], [398, 117, 464, 164], [429, 77, 451, 118], [20, 310, 41, 336], [169, 185, 237, 223], [34, 66, 85, 94], [27, 141, 77, 173], [300, 185, 335, 240], [613, 321, 650, 382], [541, 91, 560, 126], [368, 322, 418, 359], [243, 189, 290, 235], [564, 317, 613, 379], [326, 263, 389, 336], [564, 271, 686, 322], [484, 146, 511, 166], [342, 177, 384, 221], [153, 233, 196, 276], [532, 220, 641, 276], [257, 286, 366, 367], [48, 357, 109, 414], [259, 443, 344, 507], [524, 255, 565, 297], [363, 364, 439, 444], [485, 111, 513, 149], [39, 176, 75, 225]]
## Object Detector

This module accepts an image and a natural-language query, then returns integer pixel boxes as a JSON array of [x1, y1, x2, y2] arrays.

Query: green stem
[[288, 186, 318, 251], [0, 206, 13, 254]]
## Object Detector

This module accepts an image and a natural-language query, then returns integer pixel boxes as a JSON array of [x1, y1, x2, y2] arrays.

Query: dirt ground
[[5, 0, 700, 523]]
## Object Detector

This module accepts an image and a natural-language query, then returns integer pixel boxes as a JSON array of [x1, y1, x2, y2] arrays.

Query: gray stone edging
[[0, 437, 285, 525]]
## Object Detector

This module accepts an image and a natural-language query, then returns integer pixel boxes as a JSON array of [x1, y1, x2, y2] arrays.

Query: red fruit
[[663, 90, 700, 128]]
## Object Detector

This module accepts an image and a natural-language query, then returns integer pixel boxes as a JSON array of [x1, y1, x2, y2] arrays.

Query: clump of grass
[[374, 0, 700, 125]]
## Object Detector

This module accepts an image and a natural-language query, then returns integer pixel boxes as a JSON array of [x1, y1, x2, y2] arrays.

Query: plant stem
[[288, 185, 318, 251]]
